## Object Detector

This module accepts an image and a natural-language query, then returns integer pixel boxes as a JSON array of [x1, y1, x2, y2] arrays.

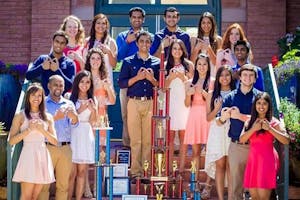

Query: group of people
[[7, 5, 290, 200]]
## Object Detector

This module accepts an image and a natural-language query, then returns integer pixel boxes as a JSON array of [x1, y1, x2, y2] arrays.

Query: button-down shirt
[[232, 63, 265, 91], [26, 53, 76, 95], [150, 27, 191, 58], [46, 96, 77, 142], [118, 53, 160, 97], [222, 87, 261, 141]]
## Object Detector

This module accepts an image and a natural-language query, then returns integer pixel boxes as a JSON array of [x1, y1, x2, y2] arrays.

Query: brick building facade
[[0, 0, 299, 67]]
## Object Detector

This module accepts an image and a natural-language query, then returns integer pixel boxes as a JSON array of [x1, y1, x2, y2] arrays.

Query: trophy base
[[151, 176, 168, 181]]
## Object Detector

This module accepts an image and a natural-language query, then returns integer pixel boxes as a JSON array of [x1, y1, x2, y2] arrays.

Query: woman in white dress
[[68, 71, 97, 200], [204, 65, 235, 199], [165, 39, 194, 174]]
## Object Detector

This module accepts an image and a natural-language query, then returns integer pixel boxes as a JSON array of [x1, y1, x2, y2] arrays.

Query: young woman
[[68, 71, 97, 200], [190, 12, 222, 68], [86, 13, 117, 82], [204, 65, 236, 199], [240, 92, 289, 200], [216, 23, 252, 69], [9, 83, 57, 200], [164, 39, 194, 174], [184, 53, 211, 180], [59, 15, 85, 73]]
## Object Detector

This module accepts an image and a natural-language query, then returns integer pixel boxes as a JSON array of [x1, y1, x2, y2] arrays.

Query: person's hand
[[42, 57, 51, 70], [87, 98, 97, 112], [50, 58, 59, 71], [65, 106, 77, 120], [126, 30, 139, 44], [214, 97, 223, 111], [201, 90, 208, 99], [136, 67, 147, 81], [102, 78, 112, 91], [54, 108, 66, 120], [145, 68, 154, 81], [252, 119, 263, 132], [67, 50, 81, 61], [230, 106, 241, 119], [185, 82, 195, 96], [220, 107, 231, 121], [28, 119, 44, 132], [167, 68, 177, 81], [261, 119, 271, 131], [98, 43, 111, 54]]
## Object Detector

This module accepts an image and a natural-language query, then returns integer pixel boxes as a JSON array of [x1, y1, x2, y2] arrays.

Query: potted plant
[[279, 98, 300, 185]]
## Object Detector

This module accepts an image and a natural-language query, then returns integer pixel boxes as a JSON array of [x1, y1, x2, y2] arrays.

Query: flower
[[279, 98, 300, 158], [0, 60, 28, 82]]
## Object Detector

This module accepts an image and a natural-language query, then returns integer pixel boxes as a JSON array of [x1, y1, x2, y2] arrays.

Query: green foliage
[[277, 27, 300, 59]]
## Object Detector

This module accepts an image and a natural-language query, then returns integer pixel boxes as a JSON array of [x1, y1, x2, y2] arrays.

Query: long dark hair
[[210, 65, 235, 111], [85, 48, 108, 80], [245, 92, 273, 132], [24, 83, 47, 121], [70, 70, 94, 105], [192, 53, 211, 91], [165, 39, 189, 75], [88, 13, 110, 50], [197, 12, 218, 53]]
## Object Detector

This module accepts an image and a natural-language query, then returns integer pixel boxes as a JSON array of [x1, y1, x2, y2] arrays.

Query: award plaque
[[122, 195, 148, 200], [104, 163, 128, 178], [105, 177, 130, 196], [116, 149, 131, 167]]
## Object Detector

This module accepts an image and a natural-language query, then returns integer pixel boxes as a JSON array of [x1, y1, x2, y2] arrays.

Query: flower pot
[[0, 132, 7, 186], [289, 155, 300, 186]]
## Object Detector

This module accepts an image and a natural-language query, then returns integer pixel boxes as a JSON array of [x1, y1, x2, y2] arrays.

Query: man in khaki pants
[[38, 75, 78, 200], [118, 31, 160, 180]]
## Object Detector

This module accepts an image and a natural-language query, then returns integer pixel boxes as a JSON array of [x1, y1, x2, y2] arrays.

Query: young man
[[150, 7, 191, 58], [38, 75, 78, 200], [26, 30, 76, 95], [232, 40, 265, 91], [118, 31, 160, 180], [116, 7, 149, 147], [217, 64, 261, 200]]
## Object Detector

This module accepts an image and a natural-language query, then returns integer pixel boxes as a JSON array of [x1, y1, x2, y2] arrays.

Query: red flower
[[271, 55, 279, 67]]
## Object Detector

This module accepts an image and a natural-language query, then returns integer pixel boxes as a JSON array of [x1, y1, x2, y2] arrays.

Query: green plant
[[279, 98, 300, 158]]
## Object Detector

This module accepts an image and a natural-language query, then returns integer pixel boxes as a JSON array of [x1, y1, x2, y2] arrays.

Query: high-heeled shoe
[[201, 183, 212, 199]]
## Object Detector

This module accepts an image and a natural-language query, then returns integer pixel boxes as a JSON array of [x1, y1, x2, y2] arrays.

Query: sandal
[[201, 184, 212, 199]]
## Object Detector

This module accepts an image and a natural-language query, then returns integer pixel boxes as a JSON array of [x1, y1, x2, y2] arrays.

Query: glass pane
[[109, 0, 155, 4], [161, 0, 207, 4]]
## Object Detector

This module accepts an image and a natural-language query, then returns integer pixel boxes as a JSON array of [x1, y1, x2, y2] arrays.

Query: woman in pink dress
[[9, 83, 57, 200], [240, 92, 289, 200], [165, 39, 194, 174], [184, 53, 211, 180], [59, 15, 86, 73]]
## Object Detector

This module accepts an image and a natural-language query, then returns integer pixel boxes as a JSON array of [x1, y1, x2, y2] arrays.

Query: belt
[[46, 141, 70, 146], [129, 96, 153, 101], [231, 139, 249, 145]]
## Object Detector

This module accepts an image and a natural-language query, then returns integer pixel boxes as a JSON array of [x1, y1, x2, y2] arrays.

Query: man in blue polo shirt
[[116, 7, 149, 148], [232, 40, 265, 91], [118, 31, 160, 180], [150, 7, 191, 58], [217, 64, 261, 200], [26, 30, 76, 95]]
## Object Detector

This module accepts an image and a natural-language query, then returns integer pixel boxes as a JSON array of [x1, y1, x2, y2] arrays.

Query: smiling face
[[29, 89, 43, 109], [137, 34, 151, 53], [219, 69, 232, 87], [164, 11, 179, 29], [65, 19, 79, 39], [89, 52, 102, 70], [52, 35, 67, 55], [256, 98, 269, 118], [229, 28, 240, 46], [201, 17, 212, 35], [95, 17, 108, 35], [234, 44, 248, 62], [48, 77, 65, 100], [130, 11, 144, 30], [196, 57, 209, 77], [240, 69, 256, 88], [171, 42, 183, 60], [78, 76, 92, 94]]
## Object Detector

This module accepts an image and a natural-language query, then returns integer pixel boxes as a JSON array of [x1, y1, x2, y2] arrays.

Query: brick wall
[[286, 0, 300, 33]]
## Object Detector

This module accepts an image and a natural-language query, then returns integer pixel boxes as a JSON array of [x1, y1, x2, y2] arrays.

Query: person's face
[[90, 52, 102, 70], [240, 70, 256, 87], [256, 98, 269, 117], [219, 69, 231, 87], [52, 36, 67, 54], [65, 19, 78, 39], [196, 57, 209, 76], [229, 28, 240, 45], [78, 76, 91, 94], [95, 18, 108, 34], [164, 11, 179, 28], [234, 44, 248, 61], [171, 43, 183, 59], [29, 89, 43, 108], [137, 35, 151, 53], [48, 78, 65, 98], [201, 17, 212, 34], [130, 11, 144, 29]]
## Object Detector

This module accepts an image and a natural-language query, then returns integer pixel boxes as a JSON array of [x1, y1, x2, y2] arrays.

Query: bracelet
[[218, 117, 226, 124]]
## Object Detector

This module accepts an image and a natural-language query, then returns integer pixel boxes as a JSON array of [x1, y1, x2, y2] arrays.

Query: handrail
[[6, 63, 32, 200], [267, 63, 289, 200]]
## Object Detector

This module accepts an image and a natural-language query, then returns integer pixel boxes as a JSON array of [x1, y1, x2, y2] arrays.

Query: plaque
[[116, 149, 131, 167], [104, 163, 128, 177], [105, 177, 130, 196], [122, 195, 148, 200]]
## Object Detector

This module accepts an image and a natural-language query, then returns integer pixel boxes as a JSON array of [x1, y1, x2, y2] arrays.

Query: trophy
[[156, 151, 164, 177], [155, 183, 164, 200], [143, 160, 149, 178], [157, 93, 164, 116], [99, 115, 105, 128], [190, 160, 197, 193], [157, 121, 164, 147], [172, 160, 178, 177]]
